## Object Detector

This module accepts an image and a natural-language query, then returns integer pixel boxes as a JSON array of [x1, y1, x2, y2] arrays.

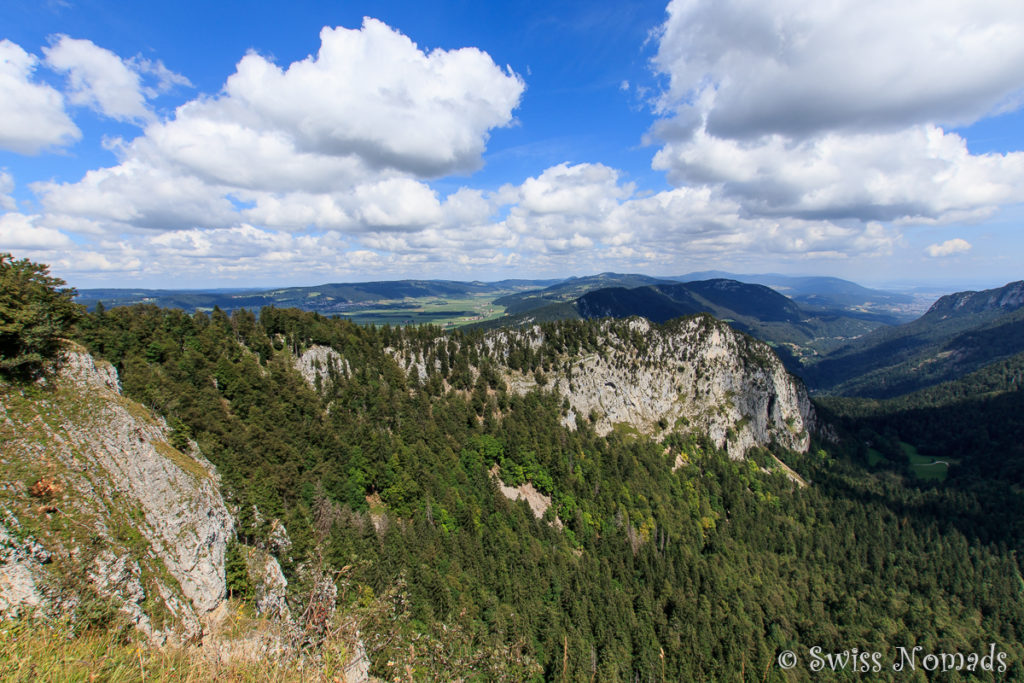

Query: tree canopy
[[0, 253, 82, 379], [67, 303, 1024, 680]]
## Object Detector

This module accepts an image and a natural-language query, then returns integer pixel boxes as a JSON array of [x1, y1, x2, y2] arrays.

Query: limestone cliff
[[294, 315, 818, 460], [502, 316, 815, 458], [294, 344, 350, 389], [0, 348, 234, 641]]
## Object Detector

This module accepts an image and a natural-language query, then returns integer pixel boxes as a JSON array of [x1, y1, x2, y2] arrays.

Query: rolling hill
[[672, 271, 916, 321], [492, 273, 672, 315], [804, 281, 1024, 397]]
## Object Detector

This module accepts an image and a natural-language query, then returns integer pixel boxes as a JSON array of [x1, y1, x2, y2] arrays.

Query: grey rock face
[[294, 345, 350, 390], [0, 561, 43, 617], [0, 349, 234, 637], [59, 350, 121, 393], [61, 351, 234, 614], [0, 517, 50, 618], [295, 317, 817, 460], [245, 546, 290, 619], [504, 317, 815, 458], [264, 518, 293, 557], [344, 638, 371, 683]]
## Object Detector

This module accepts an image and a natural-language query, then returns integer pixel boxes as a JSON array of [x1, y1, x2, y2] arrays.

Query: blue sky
[[1, 0, 1023, 290]]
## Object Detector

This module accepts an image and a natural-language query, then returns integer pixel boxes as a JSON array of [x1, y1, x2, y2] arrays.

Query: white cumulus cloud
[[25, 20, 531, 280], [43, 35, 190, 123], [649, 0, 1024, 226], [654, 0, 1024, 138], [494, 163, 898, 263], [0, 39, 80, 154], [37, 18, 525, 239], [652, 125, 1024, 222], [0, 212, 74, 249], [925, 238, 971, 257], [35, 158, 239, 231], [55, 250, 143, 273], [502, 163, 635, 249], [216, 18, 523, 177], [44, 35, 152, 122]]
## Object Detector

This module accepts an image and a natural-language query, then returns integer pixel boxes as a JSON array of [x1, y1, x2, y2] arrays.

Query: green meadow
[[340, 294, 506, 327]]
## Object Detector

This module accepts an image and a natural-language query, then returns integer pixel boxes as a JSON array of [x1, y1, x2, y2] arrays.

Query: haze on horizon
[[2, 0, 1024, 292]]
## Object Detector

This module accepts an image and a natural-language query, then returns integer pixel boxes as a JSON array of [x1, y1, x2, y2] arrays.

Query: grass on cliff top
[[0, 618, 353, 683]]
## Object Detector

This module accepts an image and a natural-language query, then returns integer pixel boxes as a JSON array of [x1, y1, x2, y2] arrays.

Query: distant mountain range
[[82, 272, 1024, 402], [490, 271, 920, 323], [75, 278, 562, 314], [78, 271, 915, 320], [492, 273, 670, 315], [671, 271, 914, 310]]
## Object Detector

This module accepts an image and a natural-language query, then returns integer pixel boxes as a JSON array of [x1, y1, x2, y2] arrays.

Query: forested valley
[[50, 301, 1024, 680]]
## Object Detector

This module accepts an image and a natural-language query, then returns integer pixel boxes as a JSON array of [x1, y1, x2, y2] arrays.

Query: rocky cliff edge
[[294, 315, 818, 460], [0, 347, 233, 641], [503, 316, 817, 459]]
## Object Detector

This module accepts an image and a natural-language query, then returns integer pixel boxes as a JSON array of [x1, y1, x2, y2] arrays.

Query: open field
[[865, 443, 955, 481], [900, 441, 955, 481], [340, 295, 506, 327]]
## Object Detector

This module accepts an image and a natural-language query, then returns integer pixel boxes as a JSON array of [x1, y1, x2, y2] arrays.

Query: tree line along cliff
[[51, 302, 1024, 678]]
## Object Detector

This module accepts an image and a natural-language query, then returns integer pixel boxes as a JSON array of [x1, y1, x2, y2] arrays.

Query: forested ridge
[[803, 285, 1024, 398], [63, 303, 1024, 680]]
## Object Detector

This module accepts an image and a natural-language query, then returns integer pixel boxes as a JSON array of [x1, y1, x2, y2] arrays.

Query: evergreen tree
[[0, 253, 82, 379]]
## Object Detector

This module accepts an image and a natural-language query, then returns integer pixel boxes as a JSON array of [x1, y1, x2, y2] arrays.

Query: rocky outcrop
[[294, 345, 349, 390], [0, 514, 50, 618], [503, 317, 815, 459], [245, 546, 290, 619], [264, 518, 293, 558], [290, 316, 816, 461], [345, 639, 371, 683], [0, 348, 233, 640], [490, 466, 562, 528]]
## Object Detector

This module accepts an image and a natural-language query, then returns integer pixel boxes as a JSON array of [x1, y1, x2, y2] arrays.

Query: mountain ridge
[[804, 280, 1024, 397], [922, 280, 1024, 318], [297, 314, 817, 460]]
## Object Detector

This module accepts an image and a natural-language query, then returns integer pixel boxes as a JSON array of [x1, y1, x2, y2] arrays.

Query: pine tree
[[0, 253, 82, 379]]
